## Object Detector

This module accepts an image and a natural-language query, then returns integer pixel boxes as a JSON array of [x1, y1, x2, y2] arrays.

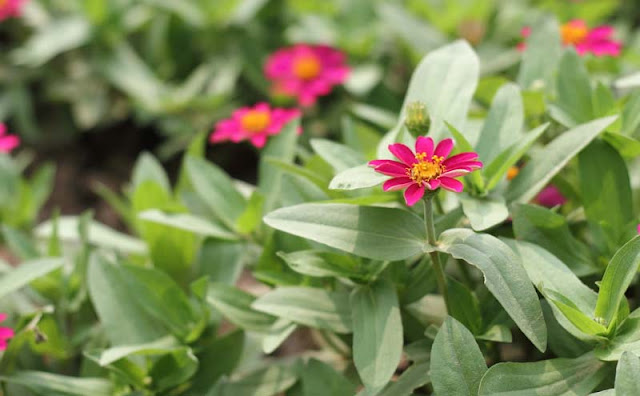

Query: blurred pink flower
[[264, 44, 350, 107], [369, 137, 483, 206], [637, 224, 640, 234], [0, 313, 14, 351], [0, 0, 26, 21], [535, 185, 567, 207], [519, 19, 621, 56], [0, 123, 19, 153], [210, 103, 300, 148]]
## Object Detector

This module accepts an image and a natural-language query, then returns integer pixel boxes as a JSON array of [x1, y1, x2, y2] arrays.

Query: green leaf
[[212, 365, 298, 396], [0, 258, 64, 299], [478, 353, 610, 395], [446, 122, 485, 191], [311, 139, 366, 173], [375, 361, 431, 396], [552, 49, 593, 126], [459, 194, 509, 231], [603, 132, 640, 159], [264, 203, 427, 261], [191, 330, 244, 394], [431, 316, 487, 396], [512, 204, 595, 276], [88, 255, 169, 345], [35, 216, 147, 254], [578, 140, 633, 248], [447, 277, 483, 335], [615, 352, 640, 395], [139, 210, 238, 240], [475, 83, 524, 164], [483, 123, 549, 191], [206, 283, 276, 332], [277, 250, 370, 280], [378, 40, 479, 155], [595, 309, 640, 360], [506, 116, 617, 203], [329, 164, 388, 191], [302, 359, 357, 396], [132, 152, 170, 192], [258, 118, 300, 214], [2, 226, 39, 260], [0, 372, 112, 396], [186, 156, 246, 230], [90, 336, 181, 366], [235, 191, 265, 234], [437, 229, 547, 351], [252, 287, 352, 333], [351, 280, 403, 392], [545, 289, 607, 336], [196, 240, 245, 285], [517, 18, 562, 90], [595, 236, 640, 326]]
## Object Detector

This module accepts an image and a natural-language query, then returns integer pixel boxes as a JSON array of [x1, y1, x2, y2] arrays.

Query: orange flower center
[[240, 110, 271, 133], [408, 153, 445, 184], [561, 22, 588, 45], [293, 55, 321, 80], [0, 0, 7, 7], [507, 166, 520, 181]]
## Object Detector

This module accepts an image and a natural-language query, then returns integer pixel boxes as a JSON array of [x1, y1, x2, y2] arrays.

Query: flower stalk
[[423, 195, 450, 313]]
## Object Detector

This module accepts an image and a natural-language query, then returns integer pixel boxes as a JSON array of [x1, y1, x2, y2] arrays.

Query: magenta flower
[[0, 313, 14, 350], [209, 103, 301, 149], [519, 19, 621, 56], [264, 44, 350, 107], [369, 137, 483, 206], [0, 123, 19, 153], [0, 0, 25, 21], [535, 185, 567, 208]]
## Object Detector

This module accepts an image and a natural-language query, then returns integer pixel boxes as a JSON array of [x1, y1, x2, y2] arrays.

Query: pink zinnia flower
[[209, 103, 300, 149], [0, 313, 14, 350], [519, 19, 621, 56], [264, 44, 349, 107], [0, 123, 19, 153], [0, 0, 25, 21], [369, 137, 483, 206], [535, 185, 567, 208]]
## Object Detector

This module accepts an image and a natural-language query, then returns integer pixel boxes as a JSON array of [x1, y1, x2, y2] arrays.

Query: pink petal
[[637, 224, 640, 234], [0, 340, 6, 350], [445, 161, 483, 172], [536, 185, 566, 207], [440, 169, 469, 178], [415, 136, 434, 158], [404, 184, 425, 206], [0, 135, 19, 152], [521, 26, 532, 37], [373, 162, 409, 177], [0, 124, 6, 136], [434, 138, 454, 158], [443, 152, 479, 168], [427, 179, 441, 190], [439, 177, 464, 193], [0, 313, 6, 322], [383, 177, 414, 191], [0, 327, 13, 339], [250, 135, 268, 148], [369, 159, 405, 168], [586, 26, 614, 40], [388, 143, 417, 166]]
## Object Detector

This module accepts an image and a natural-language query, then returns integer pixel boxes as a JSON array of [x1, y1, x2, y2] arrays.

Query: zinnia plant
[[520, 19, 621, 56], [264, 44, 350, 107], [0, 123, 19, 153], [209, 103, 300, 148], [0, 313, 14, 350], [369, 137, 482, 206]]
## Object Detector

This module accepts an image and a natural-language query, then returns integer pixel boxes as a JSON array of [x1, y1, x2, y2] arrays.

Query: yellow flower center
[[408, 153, 445, 184], [240, 110, 271, 133], [561, 22, 588, 45], [293, 55, 321, 80]]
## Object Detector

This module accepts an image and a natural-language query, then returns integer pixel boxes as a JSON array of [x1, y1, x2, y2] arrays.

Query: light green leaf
[[431, 316, 487, 396], [437, 229, 547, 351], [553, 49, 593, 126], [311, 139, 366, 173], [329, 164, 387, 191], [186, 156, 246, 230], [459, 194, 509, 231], [517, 18, 562, 90], [615, 352, 640, 395], [264, 203, 426, 261], [351, 280, 403, 392], [0, 371, 112, 396], [207, 283, 276, 332], [0, 258, 63, 299], [212, 365, 298, 396], [603, 132, 640, 159], [506, 116, 617, 203], [478, 353, 610, 395], [545, 289, 607, 336], [139, 210, 238, 240], [91, 336, 180, 366], [131, 152, 170, 192], [252, 287, 352, 333], [595, 236, 640, 326], [302, 359, 357, 396], [190, 330, 244, 394], [376, 362, 431, 396], [595, 309, 640, 361], [475, 83, 524, 164], [277, 250, 370, 280]]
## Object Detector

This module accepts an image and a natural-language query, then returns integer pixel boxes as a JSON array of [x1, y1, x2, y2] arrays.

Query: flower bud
[[404, 101, 430, 135]]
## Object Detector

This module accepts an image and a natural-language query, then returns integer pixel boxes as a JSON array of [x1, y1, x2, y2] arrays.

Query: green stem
[[423, 196, 450, 313]]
